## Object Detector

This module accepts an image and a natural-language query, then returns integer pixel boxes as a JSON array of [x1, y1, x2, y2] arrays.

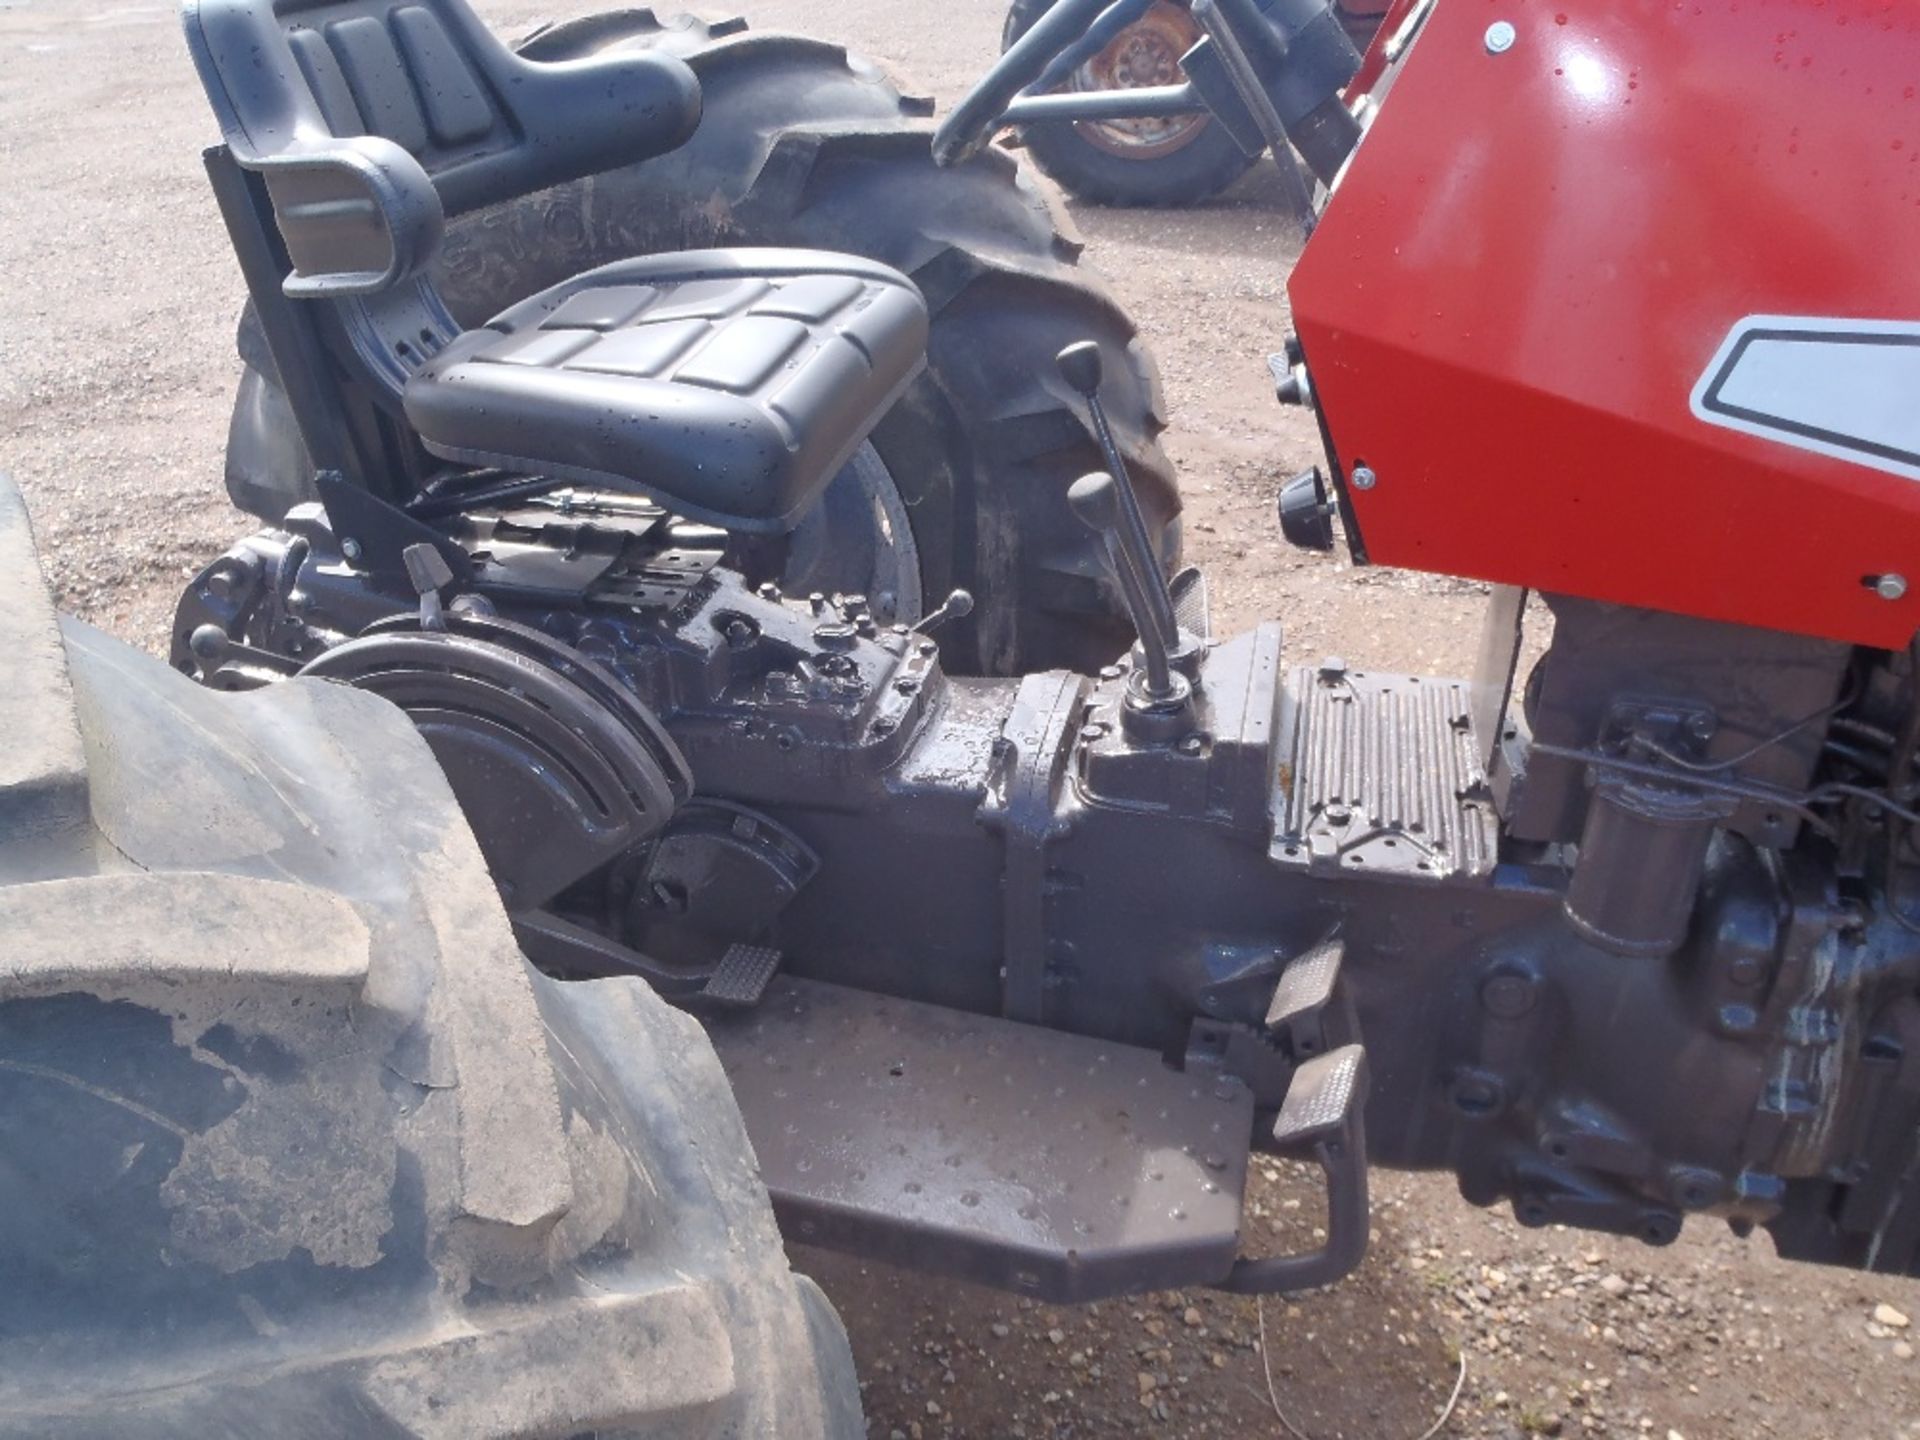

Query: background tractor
[[996, 0, 1391, 208]]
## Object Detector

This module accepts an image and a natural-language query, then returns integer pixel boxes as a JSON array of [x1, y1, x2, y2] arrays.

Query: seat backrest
[[182, 0, 702, 489], [184, 0, 702, 221]]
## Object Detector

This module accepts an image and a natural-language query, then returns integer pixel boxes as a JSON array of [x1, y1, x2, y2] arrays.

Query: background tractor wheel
[[0, 477, 861, 1438], [1000, 0, 1260, 209], [225, 8, 1181, 676]]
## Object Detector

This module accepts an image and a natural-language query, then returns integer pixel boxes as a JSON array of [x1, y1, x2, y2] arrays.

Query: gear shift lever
[[1056, 342, 1179, 653], [1070, 472, 1195, 742]]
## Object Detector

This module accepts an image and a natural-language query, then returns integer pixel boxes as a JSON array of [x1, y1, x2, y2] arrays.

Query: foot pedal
[[1271, 1043, 1368, 1151], [704, 977, 1254, 1303], [1216, 1043, 1372, 1296], [698, 943, 782, 1009], [1264, 935, 1344, 1058], [513, 912, 780, 1012]]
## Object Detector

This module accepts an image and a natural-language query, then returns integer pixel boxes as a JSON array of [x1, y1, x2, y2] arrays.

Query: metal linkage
[[1188, 0, 1319, 222]]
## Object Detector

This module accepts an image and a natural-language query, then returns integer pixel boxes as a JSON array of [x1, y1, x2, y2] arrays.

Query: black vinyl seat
[[407, 251, 927, 530], [182, 0, 928, 533]]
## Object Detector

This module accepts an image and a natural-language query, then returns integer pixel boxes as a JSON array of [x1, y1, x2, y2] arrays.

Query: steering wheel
[[932, 0, 1137, 167]]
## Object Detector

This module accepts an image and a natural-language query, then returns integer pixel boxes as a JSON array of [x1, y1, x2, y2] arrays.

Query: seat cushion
[[404, 249, 928, 531]]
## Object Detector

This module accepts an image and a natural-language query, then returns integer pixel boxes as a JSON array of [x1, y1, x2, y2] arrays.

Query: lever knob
[[1067, 470, 1123, 530], [912, 587, 975, 636], [1056, 340, 1104, 398], [402, 542, 454, 632]]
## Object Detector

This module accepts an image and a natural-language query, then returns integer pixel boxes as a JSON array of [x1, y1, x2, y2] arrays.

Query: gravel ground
[[2, 0, 1918, 1435]]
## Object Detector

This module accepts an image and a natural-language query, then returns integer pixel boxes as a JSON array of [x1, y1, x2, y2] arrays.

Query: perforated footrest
[[704, 977, 1255, 1302]]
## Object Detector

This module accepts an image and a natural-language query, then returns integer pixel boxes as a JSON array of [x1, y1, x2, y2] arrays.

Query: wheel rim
[[1071, 2, 1210, 159], [778, 442, 925, 627]]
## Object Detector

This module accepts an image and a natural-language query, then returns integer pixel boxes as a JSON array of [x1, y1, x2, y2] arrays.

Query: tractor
[[4, 0, 1918, 1432]]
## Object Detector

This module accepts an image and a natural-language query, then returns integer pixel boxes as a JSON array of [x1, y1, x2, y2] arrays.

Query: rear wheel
[[0, 478, 861, 1438], [1001, 0, 1259, 208], [226, 9, 1181, 676]]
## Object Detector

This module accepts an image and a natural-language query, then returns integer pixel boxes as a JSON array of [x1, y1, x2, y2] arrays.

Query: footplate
[[704, 977, 1254, 1302], [1272, 662, 1498, 881]]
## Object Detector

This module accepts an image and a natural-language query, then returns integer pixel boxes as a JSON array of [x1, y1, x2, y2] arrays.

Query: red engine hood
[[1291, 0, 1920, 648]]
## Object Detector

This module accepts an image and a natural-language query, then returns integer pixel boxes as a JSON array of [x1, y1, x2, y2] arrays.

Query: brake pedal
[[1216, 1042, 1372, 1295], [1265, 935, 1345, 1059], [697, 943, 783, 1010], [1271, 1043, 1368, 1150]]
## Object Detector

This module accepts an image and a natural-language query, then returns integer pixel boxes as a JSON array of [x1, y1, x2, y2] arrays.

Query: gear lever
[[912, 587, 975, 636], [403, 542, 455, 633], [1056, 342, 1179, 653], [1070, 472, 1197, 747], [1069, 473, 1182, 700]]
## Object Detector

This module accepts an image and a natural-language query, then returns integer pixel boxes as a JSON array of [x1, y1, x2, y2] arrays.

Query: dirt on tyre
[[1000, 0, 1261, 209], [225, 8, 1180, 676], [0, 477, 861, 1438]]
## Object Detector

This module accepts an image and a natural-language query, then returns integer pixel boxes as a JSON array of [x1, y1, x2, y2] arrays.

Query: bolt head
[[1480, 971, 1538, 1019], [1876, 573, 1908, 601], [1449, 1069, 1506, 1116], [1725, 952, 1766, 985], [1484, 19, 1516, 53], [340, 537, 364, 563], [1350, 465, 1378, 491]]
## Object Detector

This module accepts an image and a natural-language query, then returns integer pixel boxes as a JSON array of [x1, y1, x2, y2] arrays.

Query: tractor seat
[[406, 250, 929, 532]]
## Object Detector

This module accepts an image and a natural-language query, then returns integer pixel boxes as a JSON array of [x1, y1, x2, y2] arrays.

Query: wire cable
[[1258, 1297, 1467, 1440]]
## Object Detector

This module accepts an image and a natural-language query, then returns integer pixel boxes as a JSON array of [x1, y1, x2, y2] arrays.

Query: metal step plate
[[704, 978, 1254, 1302], [1272, 662, 1498, 881]]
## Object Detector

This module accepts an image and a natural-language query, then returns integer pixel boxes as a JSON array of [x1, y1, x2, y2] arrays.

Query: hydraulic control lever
[[1057, 341, 1181, 654], [403, 542, 455, 632], [1058, 341, 1203, 736], [913, 587, 976, 636], [1069, 473, 1183, 703]]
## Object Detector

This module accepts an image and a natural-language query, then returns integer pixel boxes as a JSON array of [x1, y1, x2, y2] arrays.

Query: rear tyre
[[227, 8, 1181, 675], [0, 479, 860, 1438], [1001, 0, 1260, 208]]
